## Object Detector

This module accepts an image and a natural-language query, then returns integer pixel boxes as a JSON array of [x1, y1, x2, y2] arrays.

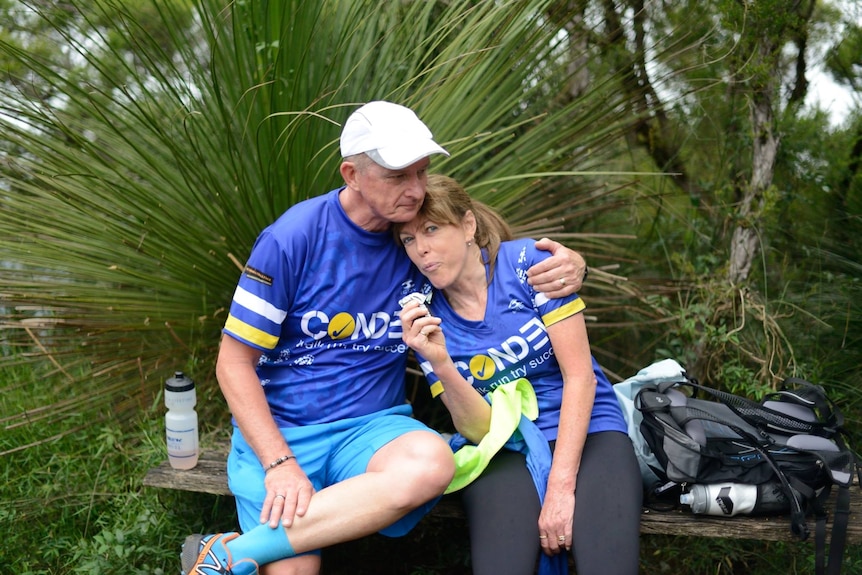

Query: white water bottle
[[679, 483, 758, 516], [680, 482, 790, 516], [165, 371, 199, 470]]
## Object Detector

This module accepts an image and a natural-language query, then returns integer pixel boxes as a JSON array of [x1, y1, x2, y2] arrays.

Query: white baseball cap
[[340, 101, 449, 170]]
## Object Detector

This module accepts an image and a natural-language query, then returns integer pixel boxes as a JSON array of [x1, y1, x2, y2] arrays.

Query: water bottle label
[[167, 428, 198, 454], [714, 486, 735, 515], [165, 389, 196, 408]]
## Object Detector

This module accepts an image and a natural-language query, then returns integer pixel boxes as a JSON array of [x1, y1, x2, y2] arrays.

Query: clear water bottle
[[165, 371, 199, 470], [679, 482, 789, 516]]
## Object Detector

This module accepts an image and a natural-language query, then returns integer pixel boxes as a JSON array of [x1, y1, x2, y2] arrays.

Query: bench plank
[[144, 444, 862, 544], [145, 444, 230, 496]]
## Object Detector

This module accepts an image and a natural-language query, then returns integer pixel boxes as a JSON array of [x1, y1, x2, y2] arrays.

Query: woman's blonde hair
[[394, 174, 512, 280]]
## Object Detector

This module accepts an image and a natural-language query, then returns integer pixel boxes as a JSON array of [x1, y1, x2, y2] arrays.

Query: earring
[[467, 241, 473, 246]]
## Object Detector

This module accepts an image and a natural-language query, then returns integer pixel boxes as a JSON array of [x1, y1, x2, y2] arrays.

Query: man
[[181, 101, 587, 575]]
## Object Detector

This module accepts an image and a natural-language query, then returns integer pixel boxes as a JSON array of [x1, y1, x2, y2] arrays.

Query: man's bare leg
[[261, 554, 319, 575], [283, 430, 454, 553], [183, 430, 454, 575]]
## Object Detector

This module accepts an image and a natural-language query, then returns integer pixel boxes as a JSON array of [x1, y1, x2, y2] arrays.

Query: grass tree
[[0, 0, 644, 437]]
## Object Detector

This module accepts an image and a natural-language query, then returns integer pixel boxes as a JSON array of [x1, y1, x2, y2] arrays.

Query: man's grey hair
[[344, 152, 373, 172]]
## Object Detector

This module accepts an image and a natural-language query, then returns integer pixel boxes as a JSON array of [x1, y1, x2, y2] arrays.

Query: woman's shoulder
[[500, 237, 538, 252]]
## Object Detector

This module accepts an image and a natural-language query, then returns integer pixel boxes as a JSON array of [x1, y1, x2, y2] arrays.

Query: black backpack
[[635, 373, 860, 575]]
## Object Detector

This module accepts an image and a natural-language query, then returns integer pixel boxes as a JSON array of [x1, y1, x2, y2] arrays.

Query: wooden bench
[[144, 440, 862, 544]]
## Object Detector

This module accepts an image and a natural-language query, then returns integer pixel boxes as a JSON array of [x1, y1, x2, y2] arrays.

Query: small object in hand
[[398, 292, 431, 315]]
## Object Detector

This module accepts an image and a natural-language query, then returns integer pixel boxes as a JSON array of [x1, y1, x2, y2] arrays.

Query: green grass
[[0, 362, 219, 574], [2, 362, 860, 574], [0, 361, 470, 574]]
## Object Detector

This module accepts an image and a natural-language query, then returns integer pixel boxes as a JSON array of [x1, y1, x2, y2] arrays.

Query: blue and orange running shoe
[[181, 532, 241, 575]]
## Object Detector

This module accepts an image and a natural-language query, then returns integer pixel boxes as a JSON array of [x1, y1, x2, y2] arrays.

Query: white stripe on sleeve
[[233, 286, 288, 324]]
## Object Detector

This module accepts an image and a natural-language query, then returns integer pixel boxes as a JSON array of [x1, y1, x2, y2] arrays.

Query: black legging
[[460, 431, 642, 575]]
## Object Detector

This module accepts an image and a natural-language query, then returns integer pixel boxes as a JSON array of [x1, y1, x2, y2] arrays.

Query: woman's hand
[[538, 487, 576, 556], [399, 301, 447, 363]]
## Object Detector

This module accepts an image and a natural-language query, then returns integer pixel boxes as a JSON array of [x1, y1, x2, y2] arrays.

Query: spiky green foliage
[[0, 0, 640, 427]]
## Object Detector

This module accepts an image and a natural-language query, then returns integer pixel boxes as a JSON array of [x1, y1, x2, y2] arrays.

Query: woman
[[395, 175, 641, 575]]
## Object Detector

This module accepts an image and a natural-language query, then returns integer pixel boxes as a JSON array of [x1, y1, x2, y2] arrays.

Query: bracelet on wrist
[[266, 454, 296, 471]]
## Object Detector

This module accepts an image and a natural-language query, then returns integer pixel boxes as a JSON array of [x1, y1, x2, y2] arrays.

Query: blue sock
[[225, 523, 296, 572]]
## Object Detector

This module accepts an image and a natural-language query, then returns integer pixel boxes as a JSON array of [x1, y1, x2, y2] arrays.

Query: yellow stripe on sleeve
[[541, 298, 586, 327], [224, 315, 279, 349], [429, 381, 445, 398]]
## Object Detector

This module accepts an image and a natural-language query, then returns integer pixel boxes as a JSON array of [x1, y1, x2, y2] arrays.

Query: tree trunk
[[728, 33, 781, 285]]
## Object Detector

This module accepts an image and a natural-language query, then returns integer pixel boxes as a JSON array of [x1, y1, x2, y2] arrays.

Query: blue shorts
[[227, 404, 441, 546]]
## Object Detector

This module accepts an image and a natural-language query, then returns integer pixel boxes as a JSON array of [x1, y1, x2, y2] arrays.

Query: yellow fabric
[[429, 380, 445, 398], [445, 378, 539, 494], [541, 297, 585, 327]]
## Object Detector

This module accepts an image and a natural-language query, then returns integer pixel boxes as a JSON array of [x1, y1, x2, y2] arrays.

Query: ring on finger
[[557, 535, 566, 542], [539, 535, 548, 540], [558, 277, 566, 286], [274, 494, 285, 500]]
